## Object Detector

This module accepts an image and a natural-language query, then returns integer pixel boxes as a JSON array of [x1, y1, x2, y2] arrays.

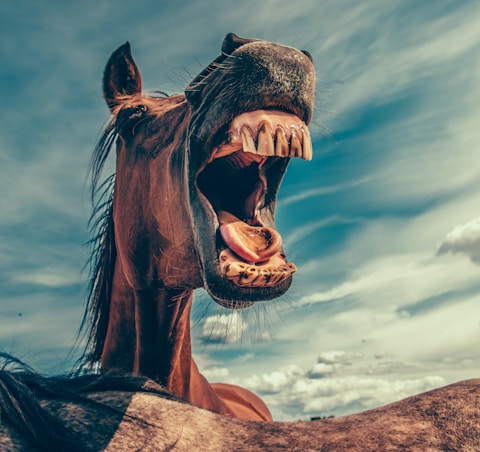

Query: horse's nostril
[[301, 50, 313, 62], [222, 33, 252, 55]]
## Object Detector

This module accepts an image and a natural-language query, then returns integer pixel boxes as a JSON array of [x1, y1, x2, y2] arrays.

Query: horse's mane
[[78, 118, 117, 366], [0, 365, 86, 451], [78, 93, 189, 367], [0, 353, 180, 452]]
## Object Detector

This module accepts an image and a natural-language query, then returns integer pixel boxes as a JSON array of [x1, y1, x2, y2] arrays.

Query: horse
[[2, 34, 480, 451], [79, 33, 315, 422], [1, 354, 479, 451]]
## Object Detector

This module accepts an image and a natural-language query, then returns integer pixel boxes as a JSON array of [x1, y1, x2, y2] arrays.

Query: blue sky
[[1, 0, 480, 420]]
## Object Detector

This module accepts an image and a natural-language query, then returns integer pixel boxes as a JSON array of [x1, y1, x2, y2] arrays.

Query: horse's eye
[[116, 105, 147, 135]]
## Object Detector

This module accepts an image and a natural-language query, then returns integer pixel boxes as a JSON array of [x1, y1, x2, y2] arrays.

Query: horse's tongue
[[218, 211, 282, 264]]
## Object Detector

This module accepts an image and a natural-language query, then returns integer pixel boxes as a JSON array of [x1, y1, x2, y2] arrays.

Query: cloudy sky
[[1, 0, 480, 421]]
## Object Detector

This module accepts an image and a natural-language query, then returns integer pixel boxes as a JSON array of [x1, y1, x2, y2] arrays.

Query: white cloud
[[242, 364, 305, 395], [226, 353, 446, 419], [297, 252, 444, 306], [437, 217, 480, 265], [10, 266, 83, 287], [292, 248, 480, 360], [317, 350, 361, 365], [201, 366, 230, 380], [298, 262, 409, 304], [201, 312, 248, 344], [296, 375, 445, 415], [279, 176, 373, 209]]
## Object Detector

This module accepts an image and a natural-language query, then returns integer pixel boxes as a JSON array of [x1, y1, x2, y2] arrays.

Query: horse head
[[102, 33, 315, 308]]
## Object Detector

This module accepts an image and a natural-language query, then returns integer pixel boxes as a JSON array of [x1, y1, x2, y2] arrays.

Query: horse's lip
[[210, 109, 312, 162]]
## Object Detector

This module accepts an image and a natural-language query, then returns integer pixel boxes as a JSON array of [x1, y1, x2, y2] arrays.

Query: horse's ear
[[103, 42, 142, 111]]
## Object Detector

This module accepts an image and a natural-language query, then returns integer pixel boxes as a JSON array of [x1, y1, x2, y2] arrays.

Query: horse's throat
[[101, 262, 236, 416], [130, 288, 195, 386], [101, 263, 194, 381]]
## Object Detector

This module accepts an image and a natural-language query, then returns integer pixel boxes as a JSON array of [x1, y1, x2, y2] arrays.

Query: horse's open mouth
[[197, 109, 311, 290]]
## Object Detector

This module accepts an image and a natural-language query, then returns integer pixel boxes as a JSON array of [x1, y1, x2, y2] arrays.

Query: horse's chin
[[194, 205, 295, 308], [198, 211, 296, 308], [204, 273, 294, 309]]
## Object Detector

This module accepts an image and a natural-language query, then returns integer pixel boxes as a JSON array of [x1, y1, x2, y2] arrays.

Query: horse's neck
[[101, 259, 194, 382], [101, 259, 231, 414]]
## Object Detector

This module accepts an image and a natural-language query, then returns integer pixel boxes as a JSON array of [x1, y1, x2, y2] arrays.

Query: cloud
[[283, 216, 352, 249], [326, 2, 480, 118], [279, 176, 373, 209], [8, 266, 83, 288], [297, 253, 429, 305], [228, 351, 446, 419], [437, 217, 480, 265], [295, 375, 445, 416], [201, 366, 230, 380], [307, 351, 363, 378], [200, 312, 248, 344]]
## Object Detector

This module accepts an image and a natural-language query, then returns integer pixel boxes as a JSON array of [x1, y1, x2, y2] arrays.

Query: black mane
[[0, 353, 179, 451], [78, 120, 117, 366]]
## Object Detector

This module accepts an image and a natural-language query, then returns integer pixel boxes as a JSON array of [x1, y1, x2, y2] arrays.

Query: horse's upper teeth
[[241, 127, 256, 154], [257, 123, 275, 156], [213, 109, 312, 161], [275, 127, 289, 157]]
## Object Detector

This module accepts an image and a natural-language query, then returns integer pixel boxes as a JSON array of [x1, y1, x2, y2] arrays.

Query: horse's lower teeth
[[224, 262, 296, 287]]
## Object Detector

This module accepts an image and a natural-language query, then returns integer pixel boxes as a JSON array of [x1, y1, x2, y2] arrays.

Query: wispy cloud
[[283, 215, 357, 249], [279, 176, 373, 208], [437, 216, 480, 265], [9, 266, 83, 288]]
